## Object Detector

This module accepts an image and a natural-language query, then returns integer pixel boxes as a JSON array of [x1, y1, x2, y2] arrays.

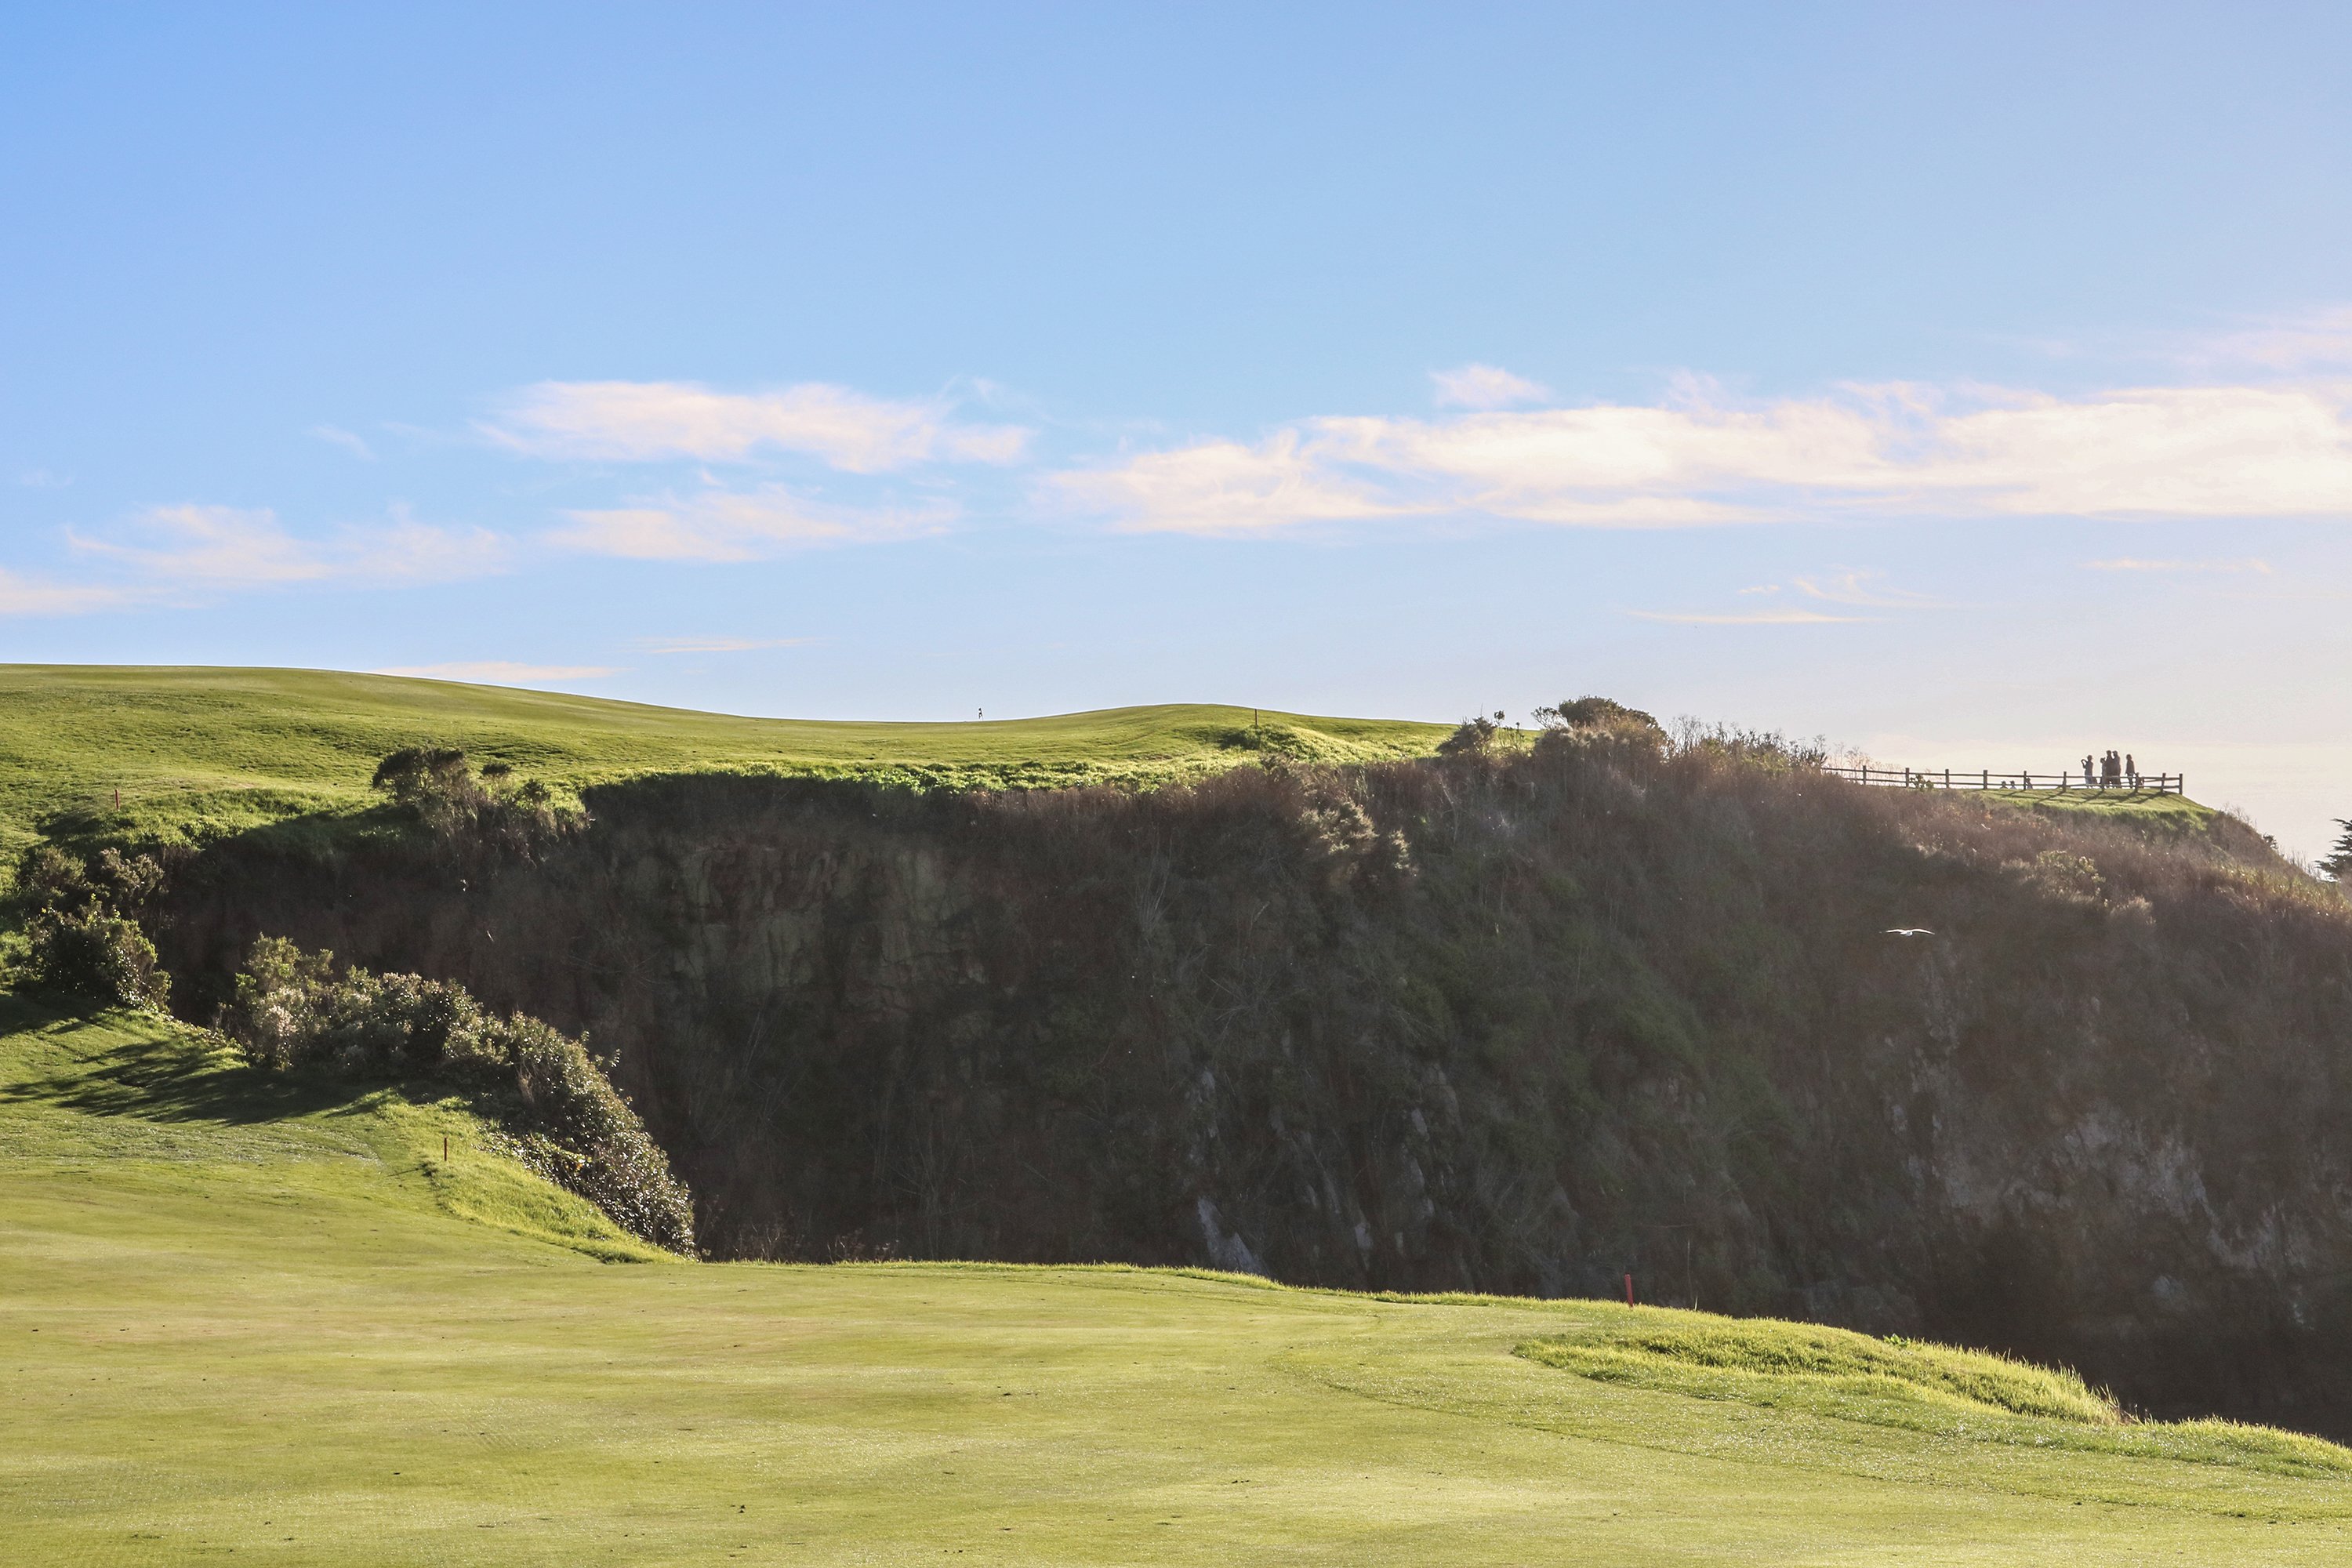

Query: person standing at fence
[[2082, 754, 2094, 787], [2125, 753, 2138, 788]]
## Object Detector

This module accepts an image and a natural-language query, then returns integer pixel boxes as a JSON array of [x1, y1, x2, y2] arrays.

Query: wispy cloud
[[71, 504, 506, 589], [485, 380, 1032, 472], [637, 635, 815, 655], [0, 568, 132, 617], [2085, 557, 2274, 574], [310, 424, 376, 460], [1632, 568, 1934, 628], [1048, 431, 1403, 535], [548, 485, 949, 561], [2186, 307, 2352, 372], [375, 662, 619, 684], [1793, 569, 1944, 608], [16, 468, 71, 489], [1629, 608, 1871, 626], [0, 503, 512, 617], [1431, 364, 1551, 410], [1053, 378, 2352, 534]]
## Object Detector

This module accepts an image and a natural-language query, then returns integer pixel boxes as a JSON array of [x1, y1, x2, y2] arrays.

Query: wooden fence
[[1820, 764, 2183, 797]]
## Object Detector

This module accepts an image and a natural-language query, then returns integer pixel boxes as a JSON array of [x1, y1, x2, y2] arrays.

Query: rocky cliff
[[153, 735, 2352, 1435]]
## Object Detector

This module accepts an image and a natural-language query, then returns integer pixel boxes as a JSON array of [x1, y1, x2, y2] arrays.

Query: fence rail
[[1820, 764, 2183, 797]]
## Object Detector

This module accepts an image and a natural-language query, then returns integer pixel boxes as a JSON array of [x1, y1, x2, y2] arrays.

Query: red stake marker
[[1624, 1272, 1635, 1307]]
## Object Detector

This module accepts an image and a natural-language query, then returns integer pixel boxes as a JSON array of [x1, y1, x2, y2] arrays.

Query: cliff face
[[154, 740, 2352, 1435]]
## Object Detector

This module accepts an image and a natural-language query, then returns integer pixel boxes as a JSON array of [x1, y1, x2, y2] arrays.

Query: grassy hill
[[0, 666, 2229, 887], [8, 1003, 2352, 1564], [0, 665, 1453, 862]]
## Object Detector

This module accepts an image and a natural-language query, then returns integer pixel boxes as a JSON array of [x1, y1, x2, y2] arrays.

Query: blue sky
[[5, 3, 2350, 851]]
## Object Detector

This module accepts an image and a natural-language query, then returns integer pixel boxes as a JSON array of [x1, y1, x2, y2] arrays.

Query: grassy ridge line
[[0, 664, 1453, 857]]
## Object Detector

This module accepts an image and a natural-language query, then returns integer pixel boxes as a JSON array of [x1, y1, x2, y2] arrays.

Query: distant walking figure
[[2103, 750, 2121, 788], [2126, 753, 2138, 788], [2082, 755, 2094, 787]]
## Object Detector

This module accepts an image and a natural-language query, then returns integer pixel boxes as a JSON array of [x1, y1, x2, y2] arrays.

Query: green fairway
[[7, 1004, 2352, 1565], [0, 665, 1450, 861]]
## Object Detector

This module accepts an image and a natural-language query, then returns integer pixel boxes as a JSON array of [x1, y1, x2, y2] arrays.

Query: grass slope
[[0, 664, 1451, 862], [1977, 786, 2220, 832], [7, 1003, 2352, 1565]]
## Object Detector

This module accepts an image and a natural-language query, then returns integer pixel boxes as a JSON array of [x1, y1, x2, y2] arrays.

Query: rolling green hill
[[0, 665, 1453, 862], [0, 666, 2213, 862], [7, 1001, 2352, 1565]]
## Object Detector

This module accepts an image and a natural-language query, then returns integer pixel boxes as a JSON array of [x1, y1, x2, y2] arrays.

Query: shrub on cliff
[[1534, 695, 1664, 741], [24, 906, 169, 1009], [1437, 714, 1504, 756], [370, 746, 580, 861], [224, 937, 693, 1252], [9, 842, 172, 1008]]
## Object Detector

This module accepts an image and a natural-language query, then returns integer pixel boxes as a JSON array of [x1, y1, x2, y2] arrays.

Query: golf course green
[[9, 998, 2352, 1564]]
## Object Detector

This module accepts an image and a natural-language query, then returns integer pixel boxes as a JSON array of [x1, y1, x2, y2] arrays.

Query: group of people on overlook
[[2082, 750, 2141, 788]]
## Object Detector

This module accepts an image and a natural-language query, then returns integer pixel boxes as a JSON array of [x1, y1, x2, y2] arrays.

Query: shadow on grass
[[0, 990, 383, 1128], [31, 789, 399, 862]]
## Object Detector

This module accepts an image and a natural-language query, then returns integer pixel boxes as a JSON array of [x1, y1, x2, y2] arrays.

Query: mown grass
[[1977, 786, 2221, 832], [8, 1001, 2352, 1563], [1517, 1318, 2352, 1480], [0, 664, 1450, 865]]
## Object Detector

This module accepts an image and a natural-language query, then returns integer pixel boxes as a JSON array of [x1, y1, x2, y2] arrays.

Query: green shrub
[[1534, 695, 1664, 739], [224, 936, 693, 1252], [1437, 716, 1502, 756], [369, 746, 579, 860], [24, 905, 170, 1009]]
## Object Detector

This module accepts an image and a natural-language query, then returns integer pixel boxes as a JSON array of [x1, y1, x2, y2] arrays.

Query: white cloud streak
[[1431, 364, 1551, 409], [71, 504, 507, 589], [637, 635, 815, 655], [1792, 569, 1944, 608], [487, 380, 1031, 472], [547, 485, 949, 562], [1052, 379, 2352, 534], [310, 424, 376, 460], [1629, 608, 1871, 626], [2084, 557, 2274, 574], [2189, 307, 2352, 372], [1049, 431, 1403, 536], [0, 568, 132, 617], [0, 504, 512, 618]]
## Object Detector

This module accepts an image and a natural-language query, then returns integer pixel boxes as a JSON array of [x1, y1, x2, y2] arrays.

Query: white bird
[[1884, 927, 1935, 937]]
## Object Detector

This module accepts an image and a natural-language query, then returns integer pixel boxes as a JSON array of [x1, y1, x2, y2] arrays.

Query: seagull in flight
[[1884, 927, 1935, 937]]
